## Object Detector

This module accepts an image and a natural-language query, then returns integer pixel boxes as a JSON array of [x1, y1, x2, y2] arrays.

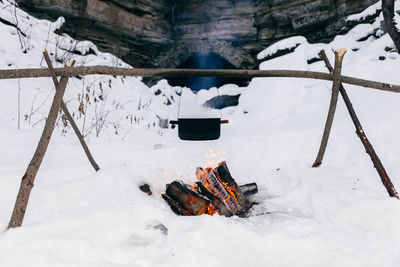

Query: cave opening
[[167, 52, 249, 91]]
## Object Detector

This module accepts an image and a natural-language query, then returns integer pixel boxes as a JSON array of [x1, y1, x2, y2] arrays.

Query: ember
[[162, 161, 258, 217]]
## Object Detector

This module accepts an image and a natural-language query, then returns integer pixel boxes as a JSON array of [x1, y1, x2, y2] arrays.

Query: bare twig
[[318, 49, 399, 199], [0, 67, 400, 93], [94, 100, 109, 137], [26, 90, 52, 125], [40, 23, 52, 66], [8, 61, 75, 229], [313, 48, 346, 167], [27, 93, 36, 125], [31, 117, 47, 127], [43, 50, 99, 172], [17, 79, 21, 130], [12, 2, 24, 52]]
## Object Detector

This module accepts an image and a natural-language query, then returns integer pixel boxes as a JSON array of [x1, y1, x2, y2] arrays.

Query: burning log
[[162, 181, 211, 216], [163, 161, 257, 217], [196, 167, 239, 216], [215, 161, 251, 212]]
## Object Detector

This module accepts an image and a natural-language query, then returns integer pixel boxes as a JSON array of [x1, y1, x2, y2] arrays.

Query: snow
[[352, 0, 400, 32], [256, 36, 307, 60], [1, 1, 400, 266], [346, 1, 381, 22]]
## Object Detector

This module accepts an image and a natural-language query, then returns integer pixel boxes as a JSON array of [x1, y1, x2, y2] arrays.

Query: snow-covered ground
[[1, 1, 400, 266]]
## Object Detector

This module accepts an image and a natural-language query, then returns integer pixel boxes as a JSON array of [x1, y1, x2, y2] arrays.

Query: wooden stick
[[43, 50, 100, 172], [318, 49, 399, 199], [0, 67, 399, 93], [313, 49, 347, 167], [8, 61, 75, 229]]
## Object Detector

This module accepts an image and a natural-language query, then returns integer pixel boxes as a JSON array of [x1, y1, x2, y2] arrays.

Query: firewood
[[195, 182, 232, 216], [162, 162, 257, 217], [164, 181, 210, 216], [239, 183, 258, 196], [196, 167, 239, 215], [215, 161, 251, 212], [161, 193, 190, 215]]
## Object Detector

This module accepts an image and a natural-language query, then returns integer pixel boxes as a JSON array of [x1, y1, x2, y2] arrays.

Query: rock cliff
[[17, 0, 378, 70]]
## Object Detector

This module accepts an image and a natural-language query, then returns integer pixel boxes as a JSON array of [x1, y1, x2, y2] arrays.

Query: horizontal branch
[[0, 66, 399, 93]]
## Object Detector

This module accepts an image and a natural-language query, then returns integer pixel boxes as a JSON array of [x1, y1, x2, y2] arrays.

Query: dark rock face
[[204, 94, 241, 109], [168, 52, 249, 91], [16, 0, 378, 71]]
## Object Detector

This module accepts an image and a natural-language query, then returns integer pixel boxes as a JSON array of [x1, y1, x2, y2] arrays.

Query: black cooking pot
[[170, 118, 229, 140]]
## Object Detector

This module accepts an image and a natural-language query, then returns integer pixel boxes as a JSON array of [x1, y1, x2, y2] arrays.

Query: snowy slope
[[1, 1, 400, 266]]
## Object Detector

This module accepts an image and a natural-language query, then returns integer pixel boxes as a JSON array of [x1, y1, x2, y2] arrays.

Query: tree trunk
[[8, 61, 75, 229], [382, 0, 400, 53]]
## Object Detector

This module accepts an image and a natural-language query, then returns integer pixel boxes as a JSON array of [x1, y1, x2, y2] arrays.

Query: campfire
[[162, 161, 258, 217]]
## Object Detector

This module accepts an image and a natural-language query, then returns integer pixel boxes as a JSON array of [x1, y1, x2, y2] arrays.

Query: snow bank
[[257, 36, 307, 60], [346, 1, 381, 22]]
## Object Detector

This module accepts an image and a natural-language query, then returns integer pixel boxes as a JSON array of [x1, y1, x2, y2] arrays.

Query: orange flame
[[216, 175, 239, 204], [203, 148, 226, 168], [206, 203, 219, 215], [195, 162, 240, 215]]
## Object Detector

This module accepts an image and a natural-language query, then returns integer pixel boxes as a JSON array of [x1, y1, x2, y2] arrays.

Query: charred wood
[[164, 181, 211, 216], [162, 193, 189, 216], [215, 161, 251, 212], [196, 167, 238, 215], [195, 181, 232, 216], [239, 183, 258, 196], [163, 162, 257, 217]]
